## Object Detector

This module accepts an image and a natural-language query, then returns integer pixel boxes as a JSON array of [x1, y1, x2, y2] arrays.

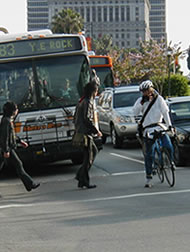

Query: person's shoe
[[86, 184, 97, 189], [78, 181, 84, 188], [144, 179, 153, 188], [78, 181, 96, 189], [171, 162, 176, 170], [32, 182, 40, 190]]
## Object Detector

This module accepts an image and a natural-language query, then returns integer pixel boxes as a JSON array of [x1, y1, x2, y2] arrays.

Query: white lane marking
[[112, 171, 145, 176], [110, 152, 144, 164], [0, 204, 34, 209], [80, 189, 190, 202], [1, 189, 190, 209], [110, 152, 184, 174]]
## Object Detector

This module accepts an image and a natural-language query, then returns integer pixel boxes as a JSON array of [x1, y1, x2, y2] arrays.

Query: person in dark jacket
[[0, 101, 40, 192], [74, 80, 102, 189]]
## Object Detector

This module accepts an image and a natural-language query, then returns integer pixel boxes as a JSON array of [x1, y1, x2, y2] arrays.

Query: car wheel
[[173, 140, 184, 166], [111, 125, 123, 148], [101, 134, 107, 144]]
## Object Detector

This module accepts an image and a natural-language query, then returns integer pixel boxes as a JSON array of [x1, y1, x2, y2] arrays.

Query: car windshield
[[170, 101, 190, 122], [0, 55, 90, 113], [113, 91, 141, 108]]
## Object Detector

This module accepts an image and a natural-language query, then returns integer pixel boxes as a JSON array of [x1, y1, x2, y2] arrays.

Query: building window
[[87, 7, 90, 22], [126, 6, 130, 21], [98, 7, 102, 22], [115, 7, 119, 21], [109, 7, 113, 21], [104, 7, 107, 22], [121, 7, 125, 21], [80, 7, 84, 18], [92, 7, 96, 22]]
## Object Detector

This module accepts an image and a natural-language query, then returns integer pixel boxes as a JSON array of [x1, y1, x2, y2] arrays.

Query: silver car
[[97, 86, 141, 148]]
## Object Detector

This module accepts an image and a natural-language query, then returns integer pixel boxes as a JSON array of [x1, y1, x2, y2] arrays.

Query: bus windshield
[[0, 55, 90, 113]]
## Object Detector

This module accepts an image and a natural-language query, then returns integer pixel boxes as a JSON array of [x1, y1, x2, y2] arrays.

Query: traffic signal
[[174, 55, 179, 67], [187, 49, 190, 70]]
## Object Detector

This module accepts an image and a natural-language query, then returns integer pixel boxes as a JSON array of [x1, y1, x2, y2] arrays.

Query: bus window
[[89, 55, 114, 93], [0, 55, 91, 112]]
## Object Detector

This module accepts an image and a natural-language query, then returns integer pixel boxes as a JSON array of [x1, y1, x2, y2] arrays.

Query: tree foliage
[[51, 8, 84, 34], [108, 40, 186, 96], [92, 34, 113, 55], [109, 40, 169, 84], [162, 74, 189, 97]]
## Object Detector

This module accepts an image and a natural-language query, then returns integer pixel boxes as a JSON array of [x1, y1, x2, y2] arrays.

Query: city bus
[[89, 55, 114, 93], [0, 30, 101, 165]]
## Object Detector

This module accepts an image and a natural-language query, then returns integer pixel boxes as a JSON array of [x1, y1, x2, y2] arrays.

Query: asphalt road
[[0, 140, 190, 252]]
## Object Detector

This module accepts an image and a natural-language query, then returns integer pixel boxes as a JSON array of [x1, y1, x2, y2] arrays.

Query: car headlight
[[177, 133, 190, 143], [178, 133, 186, 142], [115, 115, 132, 123]]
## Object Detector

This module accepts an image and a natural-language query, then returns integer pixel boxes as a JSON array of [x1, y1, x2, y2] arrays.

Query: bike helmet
[[139, 80, 153, 91]]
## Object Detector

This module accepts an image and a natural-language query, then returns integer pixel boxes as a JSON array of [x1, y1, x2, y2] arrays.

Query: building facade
[[27, 0, 166, 48], [27, 0, 49, 30], [149, 0, 166, 42]]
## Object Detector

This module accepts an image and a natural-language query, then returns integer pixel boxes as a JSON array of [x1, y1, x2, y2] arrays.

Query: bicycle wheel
[[154, 149, 164, 183], [162, 148, 175, 187]]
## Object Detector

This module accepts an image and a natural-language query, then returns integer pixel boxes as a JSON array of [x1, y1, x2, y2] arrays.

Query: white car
[[97, 86, 141, 148]]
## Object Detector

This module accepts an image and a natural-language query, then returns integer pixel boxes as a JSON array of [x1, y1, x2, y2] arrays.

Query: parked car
[[97, 86, 141, 148], [167, 96, 190, 165]]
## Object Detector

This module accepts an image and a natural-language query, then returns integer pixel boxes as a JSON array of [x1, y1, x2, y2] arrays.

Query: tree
[[162, 74, 189, 97], [109, 39, 185, 88], [51, 8, 84, 34], [92, 34, 113, 55]]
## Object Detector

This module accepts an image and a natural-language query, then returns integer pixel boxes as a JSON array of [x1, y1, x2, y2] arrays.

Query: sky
[[0, 0, 189, 75]]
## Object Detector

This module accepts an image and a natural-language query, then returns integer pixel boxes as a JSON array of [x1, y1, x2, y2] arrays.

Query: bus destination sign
[[0, 36, 82, 59], [90, 57, 109, 66]]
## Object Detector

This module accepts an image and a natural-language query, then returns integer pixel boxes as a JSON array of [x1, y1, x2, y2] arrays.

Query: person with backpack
[[0, 101, 40, 192], [133, 80, 174, 188]]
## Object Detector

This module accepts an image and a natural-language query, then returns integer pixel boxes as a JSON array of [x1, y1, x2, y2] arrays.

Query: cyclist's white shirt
[[133, 93, 172, 138]]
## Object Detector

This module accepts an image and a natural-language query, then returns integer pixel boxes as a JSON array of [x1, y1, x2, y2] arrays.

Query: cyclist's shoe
[[144, 179, 153, 188], [171, 162, 176, 170]]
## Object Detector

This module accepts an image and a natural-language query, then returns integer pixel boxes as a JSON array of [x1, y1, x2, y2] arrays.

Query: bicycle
[[152, 129, 176, 187]]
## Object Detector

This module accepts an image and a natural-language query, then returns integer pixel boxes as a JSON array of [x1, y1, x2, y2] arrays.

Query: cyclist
[[133, 80, 174, 188]]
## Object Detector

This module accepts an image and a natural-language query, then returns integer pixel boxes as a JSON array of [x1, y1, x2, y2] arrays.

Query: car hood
[[115, 107, 134, 116], [174, 121, 190, 134]]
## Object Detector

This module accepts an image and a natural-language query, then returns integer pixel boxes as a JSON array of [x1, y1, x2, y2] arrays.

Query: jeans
[[144, 133, 174, 179]]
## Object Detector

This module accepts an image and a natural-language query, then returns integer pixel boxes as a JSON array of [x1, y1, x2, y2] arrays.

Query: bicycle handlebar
[[153, 127, 176, 140]]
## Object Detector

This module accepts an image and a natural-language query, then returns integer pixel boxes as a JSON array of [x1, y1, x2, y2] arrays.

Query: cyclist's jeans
[[144, 134, 174, 179]]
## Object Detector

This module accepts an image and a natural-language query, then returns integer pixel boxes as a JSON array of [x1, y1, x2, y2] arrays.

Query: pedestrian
[[133, 80, 175, 188], [0, 101, 40, 192], [74, 80, 102, 189]]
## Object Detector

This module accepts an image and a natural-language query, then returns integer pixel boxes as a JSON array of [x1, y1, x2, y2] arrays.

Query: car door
[[97, 91, 112, 134]]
